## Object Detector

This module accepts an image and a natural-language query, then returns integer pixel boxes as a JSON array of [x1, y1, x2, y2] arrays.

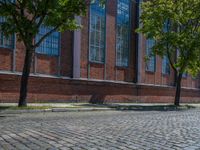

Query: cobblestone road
[[1, 109, 200, 150]]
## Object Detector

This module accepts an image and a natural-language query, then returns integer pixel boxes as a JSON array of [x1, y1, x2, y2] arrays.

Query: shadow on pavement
[[80, 104, 196, 111]]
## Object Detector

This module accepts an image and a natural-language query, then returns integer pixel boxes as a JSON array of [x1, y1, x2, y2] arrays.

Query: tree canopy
[[0, 0, 86, 48], [0, 0, 87, 107], [137, 0, 200, 76], [137, 0, 200, 105]]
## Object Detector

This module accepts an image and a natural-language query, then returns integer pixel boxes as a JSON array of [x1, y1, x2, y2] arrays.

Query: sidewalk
[[0, 103, 114, 114], [0, 103, 200, 114]]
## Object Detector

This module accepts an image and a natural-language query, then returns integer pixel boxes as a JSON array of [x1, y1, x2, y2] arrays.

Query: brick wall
[[80, 6, 90, 79], [0, 0, 199, 103], [60, 31, 73, 77], [0, 74, 199, 103], [0, 48, 12, 71], [80, 0, 137, 82], [0, 31, 73, 76], [139, 37, 200, 89]]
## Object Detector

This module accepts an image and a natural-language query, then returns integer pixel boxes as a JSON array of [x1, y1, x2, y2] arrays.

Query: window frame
[[0, 17, 15, 49], [115, 0, 131, 67], [162, 55, 170, 75], [88, 0, 107, 64], [145, 38, 156, 72], [35, 25, 61, 56]]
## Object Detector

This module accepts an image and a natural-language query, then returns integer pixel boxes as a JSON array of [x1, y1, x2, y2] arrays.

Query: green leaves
[[0, 0, 87, 46], [137, 0, 200, 77]]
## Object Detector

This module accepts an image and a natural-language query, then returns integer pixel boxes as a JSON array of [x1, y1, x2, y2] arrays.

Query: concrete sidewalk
[[0, 103, 200, 114], [3, 102, 200, 107], [0, 103, 114, 114]]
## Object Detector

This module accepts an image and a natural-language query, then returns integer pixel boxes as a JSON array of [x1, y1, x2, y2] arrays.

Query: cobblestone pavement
[[1, 110, 200, 150]]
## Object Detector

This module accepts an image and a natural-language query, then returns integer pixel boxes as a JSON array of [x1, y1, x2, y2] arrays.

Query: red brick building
[[0, 0, 199, 103]]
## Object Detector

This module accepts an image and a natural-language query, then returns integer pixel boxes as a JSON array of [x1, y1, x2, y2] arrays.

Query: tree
[[0, 0, 87, 107], [137, 0, 200, 106]]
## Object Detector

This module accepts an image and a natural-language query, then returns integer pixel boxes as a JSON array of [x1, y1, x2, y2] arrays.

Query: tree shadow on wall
[[89, 94, 106, 104]]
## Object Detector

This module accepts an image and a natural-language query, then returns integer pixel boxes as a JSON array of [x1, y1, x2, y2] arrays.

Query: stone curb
[[0, 105, 198, 114], [0, 107, 115, 114]]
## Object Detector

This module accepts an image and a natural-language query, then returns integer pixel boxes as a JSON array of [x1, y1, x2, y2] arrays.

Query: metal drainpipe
[[12, 34, 16, 72], [137, 0, 142, 84], [104, 1, 107, 80], [88, 13, 91, 80], [34, 54, 37, 74], [33, 37, 37, 74], [57, 33, 61, 77], [87, 63, 90, 79]]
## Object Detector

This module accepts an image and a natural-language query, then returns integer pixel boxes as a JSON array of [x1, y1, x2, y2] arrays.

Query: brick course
[[0, 74, 199, 103], [0, 48, 12, 71]]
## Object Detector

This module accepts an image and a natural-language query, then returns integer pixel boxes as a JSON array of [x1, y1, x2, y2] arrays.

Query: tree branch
[[166, 45, 176, 72], [33, 25, 60, 48], [32, 0, 50, 26]]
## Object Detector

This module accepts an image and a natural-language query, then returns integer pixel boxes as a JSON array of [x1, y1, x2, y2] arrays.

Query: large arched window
[[89, 0, 106, 63], [116, 0, 131, 67], [36, 25, 60, 56]]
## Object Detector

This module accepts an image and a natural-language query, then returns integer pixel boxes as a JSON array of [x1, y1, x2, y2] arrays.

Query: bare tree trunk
[[174, 73, 183, 106], [18, 48, 33, 107]]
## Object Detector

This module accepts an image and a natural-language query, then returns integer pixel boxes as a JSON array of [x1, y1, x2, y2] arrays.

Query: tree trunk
[[18, 48, 33, 107], [174, 73, 183, 106]]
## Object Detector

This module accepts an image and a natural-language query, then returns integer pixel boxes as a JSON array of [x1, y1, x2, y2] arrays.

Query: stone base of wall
[[0, 74, 199, 103]]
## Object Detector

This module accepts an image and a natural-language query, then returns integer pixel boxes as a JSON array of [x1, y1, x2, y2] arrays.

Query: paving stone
[[0, 110, 200, 149]]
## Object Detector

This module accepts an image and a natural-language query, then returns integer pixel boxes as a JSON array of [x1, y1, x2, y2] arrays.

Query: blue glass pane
[[163, 20, 170, 33], [182, 72, 188, 78], [0, 0, 15, 3], [89, 0, 106, 63], [0, 17, 6, 23], [116, 0, 130, 67], [162, 56, 170, 74], [0, 16, 14, 49], [146, 39, 156, 72], [36, 25, 60, 56]]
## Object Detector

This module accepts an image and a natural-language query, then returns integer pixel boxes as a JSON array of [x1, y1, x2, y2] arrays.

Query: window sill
[[0, 46, 14, 50], [162, 73, 170, 77], [89, 61, 105, 67], [36, 52, 59, 57], [115, 65, 129, 70], [145, 70, 156, 74]]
